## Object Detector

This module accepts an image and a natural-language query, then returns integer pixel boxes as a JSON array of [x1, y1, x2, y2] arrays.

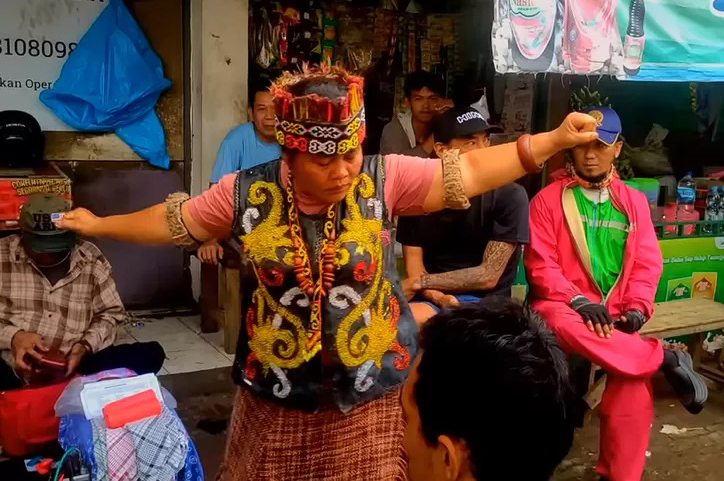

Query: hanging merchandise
[[278, 5, 301, 67], [321, 14, 338, 66], [288, 8, 323, 69], [39, 0, 171, 168], [493, 0, 724, 81], [251, 5, 278, 69]]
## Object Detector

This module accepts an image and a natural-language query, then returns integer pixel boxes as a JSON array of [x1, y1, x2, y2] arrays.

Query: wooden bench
[[585, 298, 724, 409]]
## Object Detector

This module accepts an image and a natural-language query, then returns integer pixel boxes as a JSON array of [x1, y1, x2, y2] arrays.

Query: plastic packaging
[[54, 369, 176, 418], [39, 0, 171, 168]]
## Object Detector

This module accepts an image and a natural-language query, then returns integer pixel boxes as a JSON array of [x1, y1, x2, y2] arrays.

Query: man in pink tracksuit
[[525, 107, 708, 481]]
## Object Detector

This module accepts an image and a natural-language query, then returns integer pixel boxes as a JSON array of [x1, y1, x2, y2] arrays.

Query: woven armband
[[165, 192, 201, 250], [440, 148, 470, 210]]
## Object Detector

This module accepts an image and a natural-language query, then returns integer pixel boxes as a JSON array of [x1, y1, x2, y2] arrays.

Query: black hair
[[404, 71, 445, 98], [415, 297, 576, 481], [249, 75, 273, 108]]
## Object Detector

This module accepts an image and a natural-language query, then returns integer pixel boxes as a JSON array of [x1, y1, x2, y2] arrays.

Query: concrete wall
[[189, 0, 249, 298], [190, 0, 249, 197]]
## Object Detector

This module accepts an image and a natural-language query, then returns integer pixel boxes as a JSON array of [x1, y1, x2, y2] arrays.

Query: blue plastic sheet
[[40, 0, 171, 168]]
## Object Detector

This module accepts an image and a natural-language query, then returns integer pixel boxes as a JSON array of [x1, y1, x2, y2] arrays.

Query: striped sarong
[[216, 388, 407, 481]]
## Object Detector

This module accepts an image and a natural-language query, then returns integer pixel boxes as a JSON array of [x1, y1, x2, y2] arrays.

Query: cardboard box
[[0, 163, 71, 230]]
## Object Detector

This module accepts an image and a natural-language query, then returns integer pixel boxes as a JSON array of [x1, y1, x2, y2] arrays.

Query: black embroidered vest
[[230, 157, 417, 412]]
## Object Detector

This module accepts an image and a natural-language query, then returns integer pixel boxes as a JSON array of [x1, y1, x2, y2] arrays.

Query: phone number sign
[[0, 0, 107, 131]]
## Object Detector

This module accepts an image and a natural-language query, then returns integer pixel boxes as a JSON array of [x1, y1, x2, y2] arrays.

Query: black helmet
[[0, 110, 45, 168]]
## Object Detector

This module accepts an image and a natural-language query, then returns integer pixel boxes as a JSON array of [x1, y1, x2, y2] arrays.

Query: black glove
[[616, 310, 646, 333], [570, 296, 614, 328]]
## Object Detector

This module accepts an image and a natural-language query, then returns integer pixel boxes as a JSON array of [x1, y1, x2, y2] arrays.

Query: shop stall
[[498, 0, 724, 374], [0, 0, 191, 309], [248, 0, 466, 153]]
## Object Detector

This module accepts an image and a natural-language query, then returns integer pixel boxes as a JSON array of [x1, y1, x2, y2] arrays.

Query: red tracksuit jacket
[[525, 176, 663, 319]]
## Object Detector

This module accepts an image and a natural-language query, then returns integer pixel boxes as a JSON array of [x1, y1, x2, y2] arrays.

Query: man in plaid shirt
[[0, 194, 164, 390]]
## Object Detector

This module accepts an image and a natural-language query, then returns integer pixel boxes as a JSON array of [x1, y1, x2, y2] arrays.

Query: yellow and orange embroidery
[[334, 174, 405, 370], [241, 171, 408, 389], [240, 181, 294, 266]]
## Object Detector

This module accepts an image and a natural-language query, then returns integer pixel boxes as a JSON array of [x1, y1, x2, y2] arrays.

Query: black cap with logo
[[19, 194, 76, 253], [433, 106, 503, 145]]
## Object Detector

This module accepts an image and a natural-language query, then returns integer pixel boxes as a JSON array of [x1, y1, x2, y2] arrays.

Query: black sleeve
[[489, 184, 530, 244], [396, 215, 423, 247]]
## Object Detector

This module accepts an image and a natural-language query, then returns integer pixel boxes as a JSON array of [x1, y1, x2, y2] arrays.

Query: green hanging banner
[[493, 0, 724, 81]]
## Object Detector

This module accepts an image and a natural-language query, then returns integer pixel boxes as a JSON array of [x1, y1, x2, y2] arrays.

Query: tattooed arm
[[402, 245, 454, 304], [419, 241, 517, 292]]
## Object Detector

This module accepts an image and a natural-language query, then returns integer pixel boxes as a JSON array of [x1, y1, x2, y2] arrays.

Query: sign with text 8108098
[[0, 0, 107, 131]]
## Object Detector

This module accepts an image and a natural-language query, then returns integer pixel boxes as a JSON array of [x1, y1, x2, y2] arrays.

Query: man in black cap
[[0, 194, 165, 390], [399, 106, 529, 324]]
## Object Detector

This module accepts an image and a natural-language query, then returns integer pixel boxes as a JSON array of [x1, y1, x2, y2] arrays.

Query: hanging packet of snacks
[[277, 5, 301, 67], [321, 14, 337, 66]]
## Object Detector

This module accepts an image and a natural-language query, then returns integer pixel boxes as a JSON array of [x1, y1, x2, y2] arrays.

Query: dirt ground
[[555, 382, 724, 481], [173, 372, 724, 480]]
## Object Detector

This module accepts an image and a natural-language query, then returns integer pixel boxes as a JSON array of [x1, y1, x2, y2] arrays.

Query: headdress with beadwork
[[271, 66, 365, 156]]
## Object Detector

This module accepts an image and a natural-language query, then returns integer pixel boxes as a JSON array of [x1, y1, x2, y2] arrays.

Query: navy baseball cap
[[581, 106, 622, 146], [433, 106, 503, 144]]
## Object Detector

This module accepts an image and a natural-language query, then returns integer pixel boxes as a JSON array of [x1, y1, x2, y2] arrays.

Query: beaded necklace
[[286, 172, 337, 350]]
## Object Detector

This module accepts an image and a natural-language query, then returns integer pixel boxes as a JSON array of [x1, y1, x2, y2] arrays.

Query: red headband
[[271, 66, 366, 155]]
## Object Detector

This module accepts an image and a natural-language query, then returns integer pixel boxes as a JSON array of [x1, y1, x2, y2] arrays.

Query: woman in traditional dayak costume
[[57, 66, 598, 480]]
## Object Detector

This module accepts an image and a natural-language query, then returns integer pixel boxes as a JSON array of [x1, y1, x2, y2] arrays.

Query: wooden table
[[585, 298, 724, 408]]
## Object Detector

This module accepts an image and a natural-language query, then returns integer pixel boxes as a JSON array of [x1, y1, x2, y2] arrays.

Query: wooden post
[[222, 266, 242, 355]]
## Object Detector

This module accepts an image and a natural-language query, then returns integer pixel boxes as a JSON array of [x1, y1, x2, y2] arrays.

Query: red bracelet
[[516, 134, 542, 174]]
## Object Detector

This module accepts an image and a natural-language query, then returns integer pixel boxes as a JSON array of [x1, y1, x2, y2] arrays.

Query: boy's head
[[404, 71, 446, 124], [402, 298, 575, 481], [432, 106, 502, 157]]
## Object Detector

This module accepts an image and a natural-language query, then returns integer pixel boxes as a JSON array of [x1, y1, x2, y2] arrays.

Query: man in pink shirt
[[57, 66, 599, 480]]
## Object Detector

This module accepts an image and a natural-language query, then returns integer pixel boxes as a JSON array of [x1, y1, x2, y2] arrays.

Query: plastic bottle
[[623, 0, 646, 76], [703, 186, 719, 234], [676, 172, 698, 235], [717, 186, 724, 221], [508, 0, 557, 70], [677, 172, 696, 213]]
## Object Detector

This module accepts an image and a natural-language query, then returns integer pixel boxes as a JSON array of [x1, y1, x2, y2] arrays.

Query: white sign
[[0, 0, 107, 131]]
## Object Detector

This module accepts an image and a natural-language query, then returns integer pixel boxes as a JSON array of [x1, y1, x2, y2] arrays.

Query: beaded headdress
[[271, 66, 365, 156]]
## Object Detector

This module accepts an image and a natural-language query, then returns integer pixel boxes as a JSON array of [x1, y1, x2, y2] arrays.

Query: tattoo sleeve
[[419, 241, 517, 292]]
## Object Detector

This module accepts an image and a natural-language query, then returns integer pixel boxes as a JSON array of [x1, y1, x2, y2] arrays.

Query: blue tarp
[[40, 0, 171, 168]]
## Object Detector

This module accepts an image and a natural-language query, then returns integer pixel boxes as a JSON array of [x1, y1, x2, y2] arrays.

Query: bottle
[[677, 172, 696, 213], [676, 172, 698, 235], [717, 186, 724, 221], [508, 0, 557, 71], [623, 0, 646, 76], [703, 186, 719, 234]]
